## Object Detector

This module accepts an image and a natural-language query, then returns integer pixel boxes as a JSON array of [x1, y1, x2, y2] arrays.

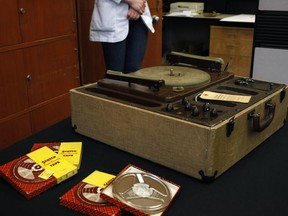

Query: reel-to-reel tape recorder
[[70, 52, 288, 181]]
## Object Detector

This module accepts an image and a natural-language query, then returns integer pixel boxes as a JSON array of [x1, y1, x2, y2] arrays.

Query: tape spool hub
[[76, 182, 108, 206], [112, 172, 171, 214]]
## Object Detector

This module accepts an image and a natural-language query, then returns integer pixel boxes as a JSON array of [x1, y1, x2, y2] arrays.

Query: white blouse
[[90, 0, 154, 43]]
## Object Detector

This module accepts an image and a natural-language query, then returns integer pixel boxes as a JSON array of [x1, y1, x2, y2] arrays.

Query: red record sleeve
[[60, 181, 121, 216], [0, 155, 57, 199]]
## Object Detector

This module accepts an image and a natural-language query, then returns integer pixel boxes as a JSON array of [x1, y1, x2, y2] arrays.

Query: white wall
[[259, 0, 288, 11], [252, 0, 288, 84], [253, 48, 288, 84]]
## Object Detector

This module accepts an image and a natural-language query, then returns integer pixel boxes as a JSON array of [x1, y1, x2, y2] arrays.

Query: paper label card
[[200, 91, 251, 103], [27, 146, 77, 183], [82, 170, 115, 188], [39, 170, 54, 180]]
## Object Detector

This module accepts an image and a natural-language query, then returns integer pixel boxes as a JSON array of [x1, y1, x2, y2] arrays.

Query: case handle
[[248, 101, 276, 132]]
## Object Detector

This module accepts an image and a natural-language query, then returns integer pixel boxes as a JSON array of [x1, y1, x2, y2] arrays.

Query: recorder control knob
[[166, 103, 173, 112], [191, 106, 199, 116], [185, 102, 192, 111], [210, 108, 218, 118], [202, 103, 210, 112], [235, 78, 248, 85], [182, 97, 189, 105], [269, 83, 275, 89]]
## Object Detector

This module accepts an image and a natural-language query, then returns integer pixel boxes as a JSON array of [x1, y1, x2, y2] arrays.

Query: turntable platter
[[94, 65, 233, 102], [132, 66, 211, 87]]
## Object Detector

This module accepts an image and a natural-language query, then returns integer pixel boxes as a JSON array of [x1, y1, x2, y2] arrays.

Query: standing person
[[90, 0, 155, 74]]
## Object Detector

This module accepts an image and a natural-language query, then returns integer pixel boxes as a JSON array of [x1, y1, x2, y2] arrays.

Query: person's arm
[[122, 0, 146, 14], [127, 7, 141, 20]]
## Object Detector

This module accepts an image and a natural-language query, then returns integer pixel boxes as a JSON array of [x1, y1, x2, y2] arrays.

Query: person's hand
[[127, 7, 141, 20], [124, 0, 146, 14]]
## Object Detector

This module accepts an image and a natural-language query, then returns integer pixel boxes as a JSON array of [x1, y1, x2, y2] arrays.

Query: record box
[[100, 164, 180, 216], [60, 170, 121, 216], [31, 142, 83, 169], [0, 146, 77, 199], [70, 53, 288, 181]]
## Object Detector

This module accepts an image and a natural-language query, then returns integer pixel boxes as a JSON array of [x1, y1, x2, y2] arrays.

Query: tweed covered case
[[70, 83, 288, 181]]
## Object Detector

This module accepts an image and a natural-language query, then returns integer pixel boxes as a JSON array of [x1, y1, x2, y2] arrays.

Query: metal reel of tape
[[76, 182, 108, 206], [112, 172, 171, 214], [13, 157, 46, 183]]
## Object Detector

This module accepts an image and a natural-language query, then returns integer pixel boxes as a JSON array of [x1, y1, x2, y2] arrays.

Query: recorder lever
[[106, 70, 165, 91]]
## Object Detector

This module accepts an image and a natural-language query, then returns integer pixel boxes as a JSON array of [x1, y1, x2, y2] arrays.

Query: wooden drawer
[[209, 26, 254, 77], [30, 94, 71, 133], [26, 36, 79, 106], [210, 39, 253, 56], [210, 53, 252, 77], [0, 114, 32, 150], [20, 0, 76, 42], [210, 26, 254, 41]]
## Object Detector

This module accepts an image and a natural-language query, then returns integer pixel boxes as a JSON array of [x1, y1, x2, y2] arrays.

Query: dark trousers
[[102, 19, 148, 73]]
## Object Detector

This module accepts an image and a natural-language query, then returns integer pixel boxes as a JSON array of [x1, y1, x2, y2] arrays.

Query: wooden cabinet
[[209, 26, 254, 77], [0, 1, 22, 46], [77, 0, 163, 84], [77, 0, 105, 84], [0, 0, 80, 150]]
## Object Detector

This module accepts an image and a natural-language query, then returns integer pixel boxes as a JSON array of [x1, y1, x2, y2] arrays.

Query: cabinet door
[[0, 114, 32, 150], [0, 0, 22, 47], [0, 50, 28, 119], [30, 94, 71, 133], [19, 0, 76, 42], [24, 36, 80, 106], [142, 0, 163, 68]]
